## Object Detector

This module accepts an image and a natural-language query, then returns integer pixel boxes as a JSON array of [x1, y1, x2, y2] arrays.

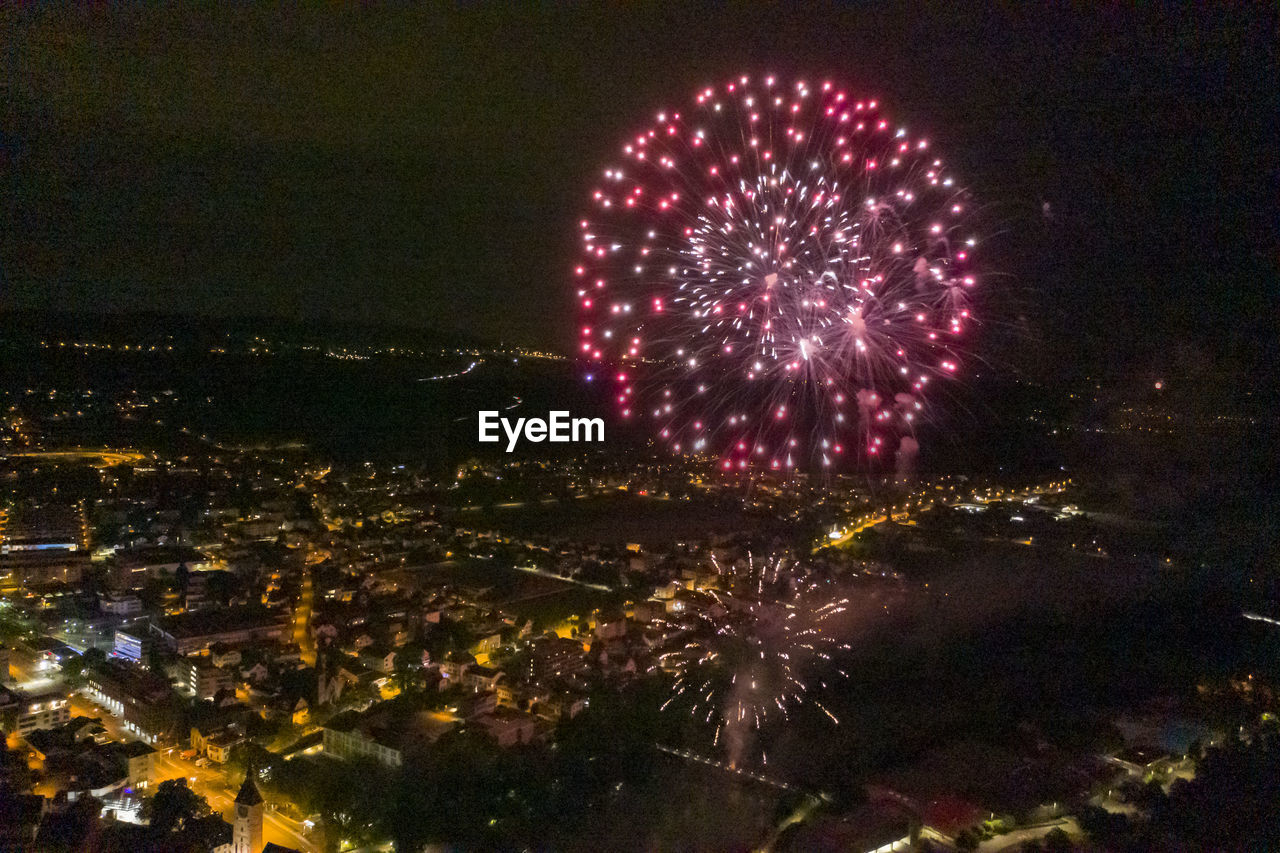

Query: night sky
[[4, 5, 1276, 378]]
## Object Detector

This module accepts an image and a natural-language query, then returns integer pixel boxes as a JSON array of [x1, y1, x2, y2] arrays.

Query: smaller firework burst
[[655, 552, 850, 766]]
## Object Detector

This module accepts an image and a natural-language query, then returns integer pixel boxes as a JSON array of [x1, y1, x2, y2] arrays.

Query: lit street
[[294, 560, 316, 667], [976, 818, 1081, 852], [153, 752, 318, 853]]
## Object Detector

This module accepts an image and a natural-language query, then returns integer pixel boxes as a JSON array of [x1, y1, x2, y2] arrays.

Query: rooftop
[[235, 770, 264, 806], [155, 606, 289, 639], [326, 702, 458, 754]]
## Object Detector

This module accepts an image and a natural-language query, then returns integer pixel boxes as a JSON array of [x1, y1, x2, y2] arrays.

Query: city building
[[205, 731, 245, 764], [9, 690, 71, 736], [231, 770, 264, 853], [112, 627, 152, 665], [100, 593, 143, 617], [780, 804, 912, 853], [209, 644, 242, 668], [358, 645, 396, 674], [0, 547, 89, 587], [32, 637, 80, 671], [110, 546, 214, 589], [0, 502, 90, 587], [473, 709, 539, 747], [118, 741, 157, 787], [151, 607, 291, 655], [184, 570, 211, 611], [191, 722, 246, 759], [0, 502, 87, 553], [181, 659, 234, 699], [84, 661, 177, 744], [323, 707, 456, 768], [463, 664, 503, 693]]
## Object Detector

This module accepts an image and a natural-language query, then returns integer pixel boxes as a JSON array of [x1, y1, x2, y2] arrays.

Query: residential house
[[473, 710, 539, 747], [210, 644, 242, 669], [205, 731, 245, 764], [463, 664, 503, 693], [240, 661, 270, 684], [358, 645, 396, 675]]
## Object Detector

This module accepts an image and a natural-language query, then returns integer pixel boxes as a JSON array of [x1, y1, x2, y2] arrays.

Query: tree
[[81, 646, 107, 670], [390, 641, 425, 694], [0, 746, 34, 791], [65, 647, 106, 689], [1043, 827, 1073, 852], [34, 795, 101, 852], [227, 741, 276, 781], [1078, 804, 1130, 845], [1148, 731, 1280, 850], [954, 829, 980, 851], [1136, 777, 1167, 812], [139, 577, 167, 611], [312, 757, 391, 850], [144, 778, 211, 833]]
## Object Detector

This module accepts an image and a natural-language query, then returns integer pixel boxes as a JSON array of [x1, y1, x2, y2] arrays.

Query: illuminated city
[[1, 6, 1277, 853]]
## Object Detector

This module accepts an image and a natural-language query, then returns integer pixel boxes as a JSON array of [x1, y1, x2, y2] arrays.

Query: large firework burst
[[656, 552, 850, 766], [576, 74, 980, 470]]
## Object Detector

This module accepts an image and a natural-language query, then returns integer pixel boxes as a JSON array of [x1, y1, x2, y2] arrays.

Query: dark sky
[[3, 5, 1276, 375]]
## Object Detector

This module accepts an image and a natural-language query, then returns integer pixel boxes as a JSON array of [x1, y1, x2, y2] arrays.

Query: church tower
[[232, 765, 264, 853]]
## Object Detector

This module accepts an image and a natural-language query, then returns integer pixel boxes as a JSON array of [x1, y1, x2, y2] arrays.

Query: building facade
[[232, 771, 264, 853], [11, 690, 71, 736]]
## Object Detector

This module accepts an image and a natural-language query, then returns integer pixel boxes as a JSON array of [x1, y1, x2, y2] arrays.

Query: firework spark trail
[[576, 75, 980, 469], [1243, 611, 1280, 628]]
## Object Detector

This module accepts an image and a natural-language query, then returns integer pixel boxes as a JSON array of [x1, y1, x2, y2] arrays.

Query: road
[[69, 693, 129, 742], [153, 752, 318, 852], [3, 448, 149, 467], [454, 493, 602, 512], [6, 642, 60, 692], [757, 795, 825, 853], [512, 563, 613, 592], [6, 639, 316, 851], [293, 564, 316, 667], [74, 692, 316, 851], [817, 480, 1073, 551], [820, 510, 907, 550], [976, 818, 1081, 852]]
